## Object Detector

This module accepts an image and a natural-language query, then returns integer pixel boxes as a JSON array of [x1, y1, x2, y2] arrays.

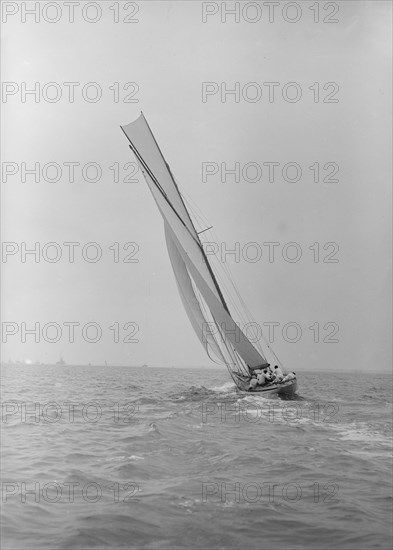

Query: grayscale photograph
[[1, 1, 392, 549]]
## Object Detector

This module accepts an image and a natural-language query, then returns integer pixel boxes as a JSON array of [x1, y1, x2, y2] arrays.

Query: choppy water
[[1, 365, 392, 549]]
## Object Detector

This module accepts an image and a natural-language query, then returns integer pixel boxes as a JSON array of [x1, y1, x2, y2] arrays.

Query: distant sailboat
[[56, 356, 66, 366], [121, 113, 297, 396]]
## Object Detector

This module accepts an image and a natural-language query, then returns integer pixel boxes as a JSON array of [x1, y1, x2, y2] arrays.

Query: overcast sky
[[1, 0, 391, 371]]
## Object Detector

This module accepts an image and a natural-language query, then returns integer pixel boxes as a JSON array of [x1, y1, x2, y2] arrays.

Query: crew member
[[248, 376, 258, 391], [257, 369, 271, 385], [282, 371, 296, 382], [273, 365, 284, 382]]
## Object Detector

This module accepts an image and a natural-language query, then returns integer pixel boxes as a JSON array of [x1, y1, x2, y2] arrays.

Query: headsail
[[165, 222, 227, 365], [121, 113, 268, 375]]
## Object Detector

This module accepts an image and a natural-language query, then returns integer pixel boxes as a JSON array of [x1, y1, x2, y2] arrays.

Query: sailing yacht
[[121, 113, 297, 396]]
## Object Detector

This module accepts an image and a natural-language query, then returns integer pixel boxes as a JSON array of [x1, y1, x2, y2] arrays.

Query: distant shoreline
[[0, 363, 391, 374]]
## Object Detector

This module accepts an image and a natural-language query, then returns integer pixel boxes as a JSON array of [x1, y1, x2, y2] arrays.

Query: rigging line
[[209, 274, 249, 330], [178, 183, 282, 367], [197, 226, 213, 235], [212, 263, 248, 322], [197, 224, 250, 310], [204, 224, 268, 334], [193, 253, 250, 335], [227, 274, 281, 361], [200, 241, 269, 359], [186, 211, 204, 235], [258, 331, 285, 369], [212, 267, 264, 360], [197, 234, 254, 329], [180, 195, 211, 239], [177, 183, 211, 226]]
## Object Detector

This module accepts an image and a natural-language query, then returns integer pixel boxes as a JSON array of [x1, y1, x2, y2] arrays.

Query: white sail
[[165, 222, 227, 364], [121, 114, 197, 239], [167, 225, 267, 368], [121, 113, 267, 371]]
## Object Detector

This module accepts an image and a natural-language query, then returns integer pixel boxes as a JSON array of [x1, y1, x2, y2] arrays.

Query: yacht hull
[[233, 375, 298, 396]]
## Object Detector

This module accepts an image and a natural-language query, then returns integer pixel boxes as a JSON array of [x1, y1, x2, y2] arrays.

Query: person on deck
[[248, 376, 258, 391], [257, 369, 271, 385], [265, 368, 273, 381], [282, 372, 296, 382], [273, 365, 284, 382]]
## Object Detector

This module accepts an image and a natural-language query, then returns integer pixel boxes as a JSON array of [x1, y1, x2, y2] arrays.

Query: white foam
[[329, 422, 392, 446], [209, 381, 237, 393]]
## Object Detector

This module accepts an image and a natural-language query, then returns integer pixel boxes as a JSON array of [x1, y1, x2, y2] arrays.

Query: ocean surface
[[1, 365, 392, 550]]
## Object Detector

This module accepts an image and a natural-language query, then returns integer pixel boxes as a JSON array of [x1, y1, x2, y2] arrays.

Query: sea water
[[1, 365, 392, 549]]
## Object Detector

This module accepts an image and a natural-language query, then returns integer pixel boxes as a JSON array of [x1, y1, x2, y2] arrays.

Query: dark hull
[[233, 374, 298, 396], [251, 379, 297, 396]]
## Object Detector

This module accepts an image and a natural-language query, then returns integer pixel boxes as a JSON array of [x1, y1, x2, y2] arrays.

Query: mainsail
[[121, 113, 268, 378]]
